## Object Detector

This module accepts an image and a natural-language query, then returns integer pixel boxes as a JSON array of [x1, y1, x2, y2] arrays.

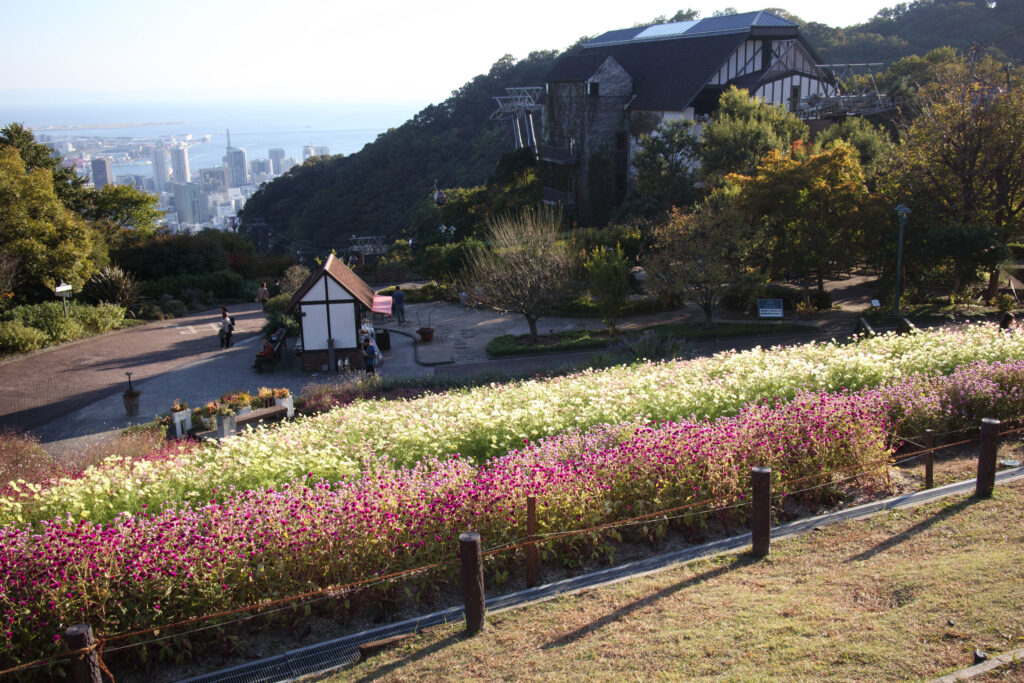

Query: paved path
[[0, 303, 266, 433], [3, 273, 881, 458]]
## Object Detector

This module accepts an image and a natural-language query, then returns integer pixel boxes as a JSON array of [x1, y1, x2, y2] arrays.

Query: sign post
[[757, 298, 784, 322], [54, 282, 72, 319]]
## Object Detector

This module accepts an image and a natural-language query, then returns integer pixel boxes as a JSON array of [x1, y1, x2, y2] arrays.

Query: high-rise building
[[170, 145, 191, 185], [302, 144, 330, 160], [199, 166, 230, 194], [173, 182, 206, 225], [226, 148, 248, 188], [268, 148, 286, 175], [90, 158, 113, 189], [151, 147, 170, 192]]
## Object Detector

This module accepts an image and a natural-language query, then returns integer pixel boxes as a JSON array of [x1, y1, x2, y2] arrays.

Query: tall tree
[[644, 192, 758, 325], [0, 147, 97, 299], [733, 142, 872, 303], [0, 123, 90, 214], [699, 86, 809, 185], [84, 184, 164, 247], [630, 118, 701, 214], [464, 207, 577, 341], [885, 58, 1024, 298]]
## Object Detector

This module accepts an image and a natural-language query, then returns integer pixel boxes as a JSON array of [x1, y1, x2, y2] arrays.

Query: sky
[[2, 0, 893, 110]]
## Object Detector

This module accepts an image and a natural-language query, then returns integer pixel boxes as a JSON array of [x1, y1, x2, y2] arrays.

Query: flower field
[[1, 391, 891, 666], [4, 325, 1024, 669], [4, 324, 1024, 527]]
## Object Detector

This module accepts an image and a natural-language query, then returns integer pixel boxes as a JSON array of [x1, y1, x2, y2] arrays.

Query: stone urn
[[416, 327, 434, 343]]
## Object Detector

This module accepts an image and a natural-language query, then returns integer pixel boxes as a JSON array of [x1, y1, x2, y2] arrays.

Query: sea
[[0, 100, 423, 177]]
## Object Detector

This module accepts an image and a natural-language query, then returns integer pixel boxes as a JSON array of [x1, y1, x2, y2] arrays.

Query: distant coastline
[[32, 121, 189, 131]]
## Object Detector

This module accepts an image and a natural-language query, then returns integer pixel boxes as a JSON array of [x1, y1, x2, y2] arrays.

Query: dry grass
[[322, 478, 1024, 682]]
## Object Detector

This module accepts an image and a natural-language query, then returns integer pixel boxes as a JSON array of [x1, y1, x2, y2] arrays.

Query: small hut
[[285, 253, 375, 372]]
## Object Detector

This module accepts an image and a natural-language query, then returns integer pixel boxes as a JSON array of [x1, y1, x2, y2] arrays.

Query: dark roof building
[[541, 11, 834, 224]]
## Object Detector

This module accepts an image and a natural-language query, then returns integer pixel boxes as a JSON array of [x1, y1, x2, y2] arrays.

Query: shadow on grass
[[541, 553, 759, 650], [845, 496, 981, 564], [344, 632, 464, 683]]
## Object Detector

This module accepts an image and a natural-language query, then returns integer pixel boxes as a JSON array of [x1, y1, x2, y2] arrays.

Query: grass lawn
[[326, 478, 1024, 682]]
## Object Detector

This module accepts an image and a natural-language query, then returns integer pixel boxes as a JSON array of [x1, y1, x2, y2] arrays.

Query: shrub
[[139, 270, 248, 301], [70, 302, 125, 333], [82, 266, 139, 311], [0, 321, 47, 355], [159, 299, 189, 318], [136, 302, 166, 320], [996, 293, 1016, 314], [261, 293, 299, 337]]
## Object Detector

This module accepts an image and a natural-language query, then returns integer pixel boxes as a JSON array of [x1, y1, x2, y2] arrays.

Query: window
[[789, 84, 801, 112], [588, 82, 599, 97]]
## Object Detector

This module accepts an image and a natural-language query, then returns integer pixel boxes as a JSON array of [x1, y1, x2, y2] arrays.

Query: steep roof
[[584, 11, 798, 48], [284, 253, 375, 313], [547, 11, 807, 111]]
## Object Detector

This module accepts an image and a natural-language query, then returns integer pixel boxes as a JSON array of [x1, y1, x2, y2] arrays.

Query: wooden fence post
[[976, 418, 1000, 498], [751, 467, 771, 557], [65, 624, 102, 683], [526, 496, 538, 588], [924, 429, 935, 490], [460, 531, 486, 635]]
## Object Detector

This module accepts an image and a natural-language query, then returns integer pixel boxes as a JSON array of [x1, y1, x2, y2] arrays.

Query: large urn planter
[[123, 390, 141, 416], [216, 413, 237, 438], [416, 327, 434, 343], [170, 409, 192, 439], [274, 395, 295, 418]]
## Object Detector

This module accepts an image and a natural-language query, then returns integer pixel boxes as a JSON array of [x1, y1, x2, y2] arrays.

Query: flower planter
[[171, 409, 192, 439], [274, 396, 295, 418], [123, 390, 141, 417], [236, 406, 253, 417], [416, 327, 434, 343], [216, 414, 236, 438]]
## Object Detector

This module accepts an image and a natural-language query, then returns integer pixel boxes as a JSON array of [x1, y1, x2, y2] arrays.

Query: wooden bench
[[255, 328, 288, 373], [234, 404, 288, 430]]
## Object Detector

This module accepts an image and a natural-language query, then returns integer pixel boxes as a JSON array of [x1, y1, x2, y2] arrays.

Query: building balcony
[[539, 144, 577, 165]]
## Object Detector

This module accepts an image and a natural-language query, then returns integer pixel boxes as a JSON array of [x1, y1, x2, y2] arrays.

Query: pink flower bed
[[0, 391, 889, 667]]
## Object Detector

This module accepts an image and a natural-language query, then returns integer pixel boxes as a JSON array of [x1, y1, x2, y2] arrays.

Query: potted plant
[[122, 371, 141, 416], [416, 327, 434, 342], [169, 399, 191, 439], [215, 403, 237, 438], [273, 387, 294, 418]]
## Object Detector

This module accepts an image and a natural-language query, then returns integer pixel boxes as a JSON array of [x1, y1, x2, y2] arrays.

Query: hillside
[[239, 0, 1024, 249]]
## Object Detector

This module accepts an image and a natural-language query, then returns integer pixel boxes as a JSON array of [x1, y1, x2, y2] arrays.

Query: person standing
[[392, 285, 406, 325], [362, 338, 381, 375]]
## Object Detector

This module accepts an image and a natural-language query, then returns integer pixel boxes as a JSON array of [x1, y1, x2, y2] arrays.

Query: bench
[[234, 404, 288, 430], [255, 328, 287, 373]]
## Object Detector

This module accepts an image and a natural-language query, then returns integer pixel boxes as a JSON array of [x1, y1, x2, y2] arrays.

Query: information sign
[[757, 298, 784, 319]]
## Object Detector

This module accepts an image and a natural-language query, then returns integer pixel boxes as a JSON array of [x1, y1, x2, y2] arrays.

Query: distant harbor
[[33, 121, 188, 131]]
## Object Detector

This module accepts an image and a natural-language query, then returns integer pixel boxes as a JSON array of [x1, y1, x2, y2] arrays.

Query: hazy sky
[[3, 0, 892, 107]]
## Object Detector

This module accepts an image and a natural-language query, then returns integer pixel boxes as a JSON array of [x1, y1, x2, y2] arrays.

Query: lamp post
[[893, 205, 911, 316], [439, 224, 456, 244]]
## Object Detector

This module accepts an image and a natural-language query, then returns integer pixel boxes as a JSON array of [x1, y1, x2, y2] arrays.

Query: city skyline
[[4, 1, 891, 108]]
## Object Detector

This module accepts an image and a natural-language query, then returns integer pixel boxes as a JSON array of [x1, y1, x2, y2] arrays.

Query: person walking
[[255, 282, 271, 309], [219, 308, 234, 349], [392, 285, 406, 325]]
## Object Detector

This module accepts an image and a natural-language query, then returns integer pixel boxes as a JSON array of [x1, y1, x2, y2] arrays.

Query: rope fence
[[5, 417, 1022, 681]]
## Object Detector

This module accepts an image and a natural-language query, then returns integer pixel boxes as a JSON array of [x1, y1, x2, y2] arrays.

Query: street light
[[439, 224, 456, 243], [893, 204, 911, 316]]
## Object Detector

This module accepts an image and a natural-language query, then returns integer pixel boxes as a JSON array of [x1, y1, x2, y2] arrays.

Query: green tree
[[0, 147, 97, 300], [0, 123, 90, 213], [644, 194, 757, 325], [733, 142, 872, 303], [884, 58, 1024, 298], [630, 118, 700, 213], [699, 86, 809, 185], [583, 244, 631, 333], [464, 207, 577, 341], [815, 116, 891, 181], [84, 184, 163, 246]]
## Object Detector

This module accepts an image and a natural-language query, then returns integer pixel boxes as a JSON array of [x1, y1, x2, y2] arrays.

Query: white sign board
[[757, 298, 784, 319], [871, 299, 881, 309], [55, 283, 72, 298]]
